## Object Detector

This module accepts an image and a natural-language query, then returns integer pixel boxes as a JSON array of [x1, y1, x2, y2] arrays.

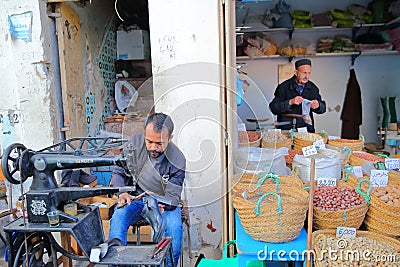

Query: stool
[[131, 218, 151, 246], [235, 213, 307, 267]]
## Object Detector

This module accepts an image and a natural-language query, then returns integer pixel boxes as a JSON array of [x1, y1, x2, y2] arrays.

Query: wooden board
[[55, 3, 86, 139]]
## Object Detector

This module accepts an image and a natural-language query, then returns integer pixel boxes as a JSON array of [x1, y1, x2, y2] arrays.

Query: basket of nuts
[[238, 131, 262, 147], [312, 182, 369, 230], [362, 181, 400, 238], [261, 131, 292, 149], [313, 229, 400, 267]]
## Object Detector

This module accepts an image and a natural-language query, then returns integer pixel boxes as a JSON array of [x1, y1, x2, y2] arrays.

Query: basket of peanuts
[[239, 130, 262, 147], [313, 229, 400, 267], [312, 180, 370, 230]]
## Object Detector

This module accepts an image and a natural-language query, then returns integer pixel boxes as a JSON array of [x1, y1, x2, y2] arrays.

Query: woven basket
[[232, 173, 304, 192], [234, 187, 308, 243], [328, 138, 363, 151], [362, 181, 400, 237], [239, 131, 262, 148], [313, 229, 400, 267], [349, 151, 385, 166], [293, 132, 323, 150], [261, 132, 292, 149], [313, 182, 369, 230]]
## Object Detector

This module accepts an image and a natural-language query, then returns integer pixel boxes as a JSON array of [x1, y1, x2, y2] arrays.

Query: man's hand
[[310, 100, 319, 109], [117, 192, 136, 208], [158, 203, 165, 214], [289, 96, 303, 106]]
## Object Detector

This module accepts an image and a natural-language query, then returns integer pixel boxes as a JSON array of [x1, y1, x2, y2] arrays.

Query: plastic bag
[[196, 240, 237, 267], [292, 149, 342, 182], [114, 80, 138, 113], [235, 147, 291, 176]]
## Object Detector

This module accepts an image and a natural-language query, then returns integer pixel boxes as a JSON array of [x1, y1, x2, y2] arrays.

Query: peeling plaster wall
[[0, 0, 58, 204], [0, 1, 56, 150]]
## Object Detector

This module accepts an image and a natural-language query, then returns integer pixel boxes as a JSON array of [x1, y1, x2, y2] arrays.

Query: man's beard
[[148, 149, 162, 158]]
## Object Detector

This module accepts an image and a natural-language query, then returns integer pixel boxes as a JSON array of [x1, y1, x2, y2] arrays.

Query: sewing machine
[[1, 137, 173, 266]]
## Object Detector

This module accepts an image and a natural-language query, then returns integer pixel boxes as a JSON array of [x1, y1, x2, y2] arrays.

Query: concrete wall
[[148, 0, 225, 249], [236, 0, 400, 142]]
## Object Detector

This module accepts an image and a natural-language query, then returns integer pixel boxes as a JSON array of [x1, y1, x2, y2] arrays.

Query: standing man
[[269, 59, 326, 132], [109, 113, 186, 267]]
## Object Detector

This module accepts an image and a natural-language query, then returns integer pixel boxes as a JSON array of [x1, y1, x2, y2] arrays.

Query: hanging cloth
[[340, 69, 362, 139]]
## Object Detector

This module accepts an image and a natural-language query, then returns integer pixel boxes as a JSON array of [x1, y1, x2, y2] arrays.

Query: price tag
[[328, 135, 340, 140], [268, 128, 281, 133], [336, 227, 356, 238], [317, 177, 336, 187], [313, 139, 326, 150], [370, 170, 388, 187], [302, 145, 317, 157], [297, 127, 308, 133], [237, 123, 246, 131], [385, 158, 400, 171], [351, 166, 363, 178]]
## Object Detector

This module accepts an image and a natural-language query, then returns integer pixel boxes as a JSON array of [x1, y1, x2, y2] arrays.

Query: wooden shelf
[[236, 50, 399, 61]]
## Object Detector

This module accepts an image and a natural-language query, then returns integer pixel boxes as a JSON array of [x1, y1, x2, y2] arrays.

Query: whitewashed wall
[[148, 0, 225, 249]]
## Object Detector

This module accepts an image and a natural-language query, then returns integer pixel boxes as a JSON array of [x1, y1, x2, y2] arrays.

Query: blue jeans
[[109, 200, 182, 267]]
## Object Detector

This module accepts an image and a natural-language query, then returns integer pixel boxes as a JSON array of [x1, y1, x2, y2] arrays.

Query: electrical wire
[[115, 0, 124, 21]]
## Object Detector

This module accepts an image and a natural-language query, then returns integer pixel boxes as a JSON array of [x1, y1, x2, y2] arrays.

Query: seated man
[[109, 113, 186, 267]]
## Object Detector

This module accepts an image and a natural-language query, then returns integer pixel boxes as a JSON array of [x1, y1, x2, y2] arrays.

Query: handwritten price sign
[[385, 158, 400, 171], [336, 227, 356, 238], [317, 177, 336, 187], [313, 139, 326, 150], [297, 127, 308, 133], [351, 166, 363, 178], [370, 170, 388, 187], [302, 145, 317, 157]]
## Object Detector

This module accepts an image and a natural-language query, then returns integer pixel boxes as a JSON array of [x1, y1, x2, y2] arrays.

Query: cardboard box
[[102, 220, 152, 243], [78, 196, 117, 220], [117, 30, 150, 60]]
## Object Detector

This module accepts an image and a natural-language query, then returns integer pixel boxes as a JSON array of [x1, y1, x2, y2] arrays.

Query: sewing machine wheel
[[11, 232, 56, 267], [1, 143, 32, 184]]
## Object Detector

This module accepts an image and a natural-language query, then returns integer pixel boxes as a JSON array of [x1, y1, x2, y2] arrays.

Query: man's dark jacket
[[269, 75, 326, 132]]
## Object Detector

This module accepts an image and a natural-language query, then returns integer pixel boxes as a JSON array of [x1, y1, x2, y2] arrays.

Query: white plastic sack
[[292, 149, 342, 183], [234, 147, 291, 176], [115, 80, 138, 112]]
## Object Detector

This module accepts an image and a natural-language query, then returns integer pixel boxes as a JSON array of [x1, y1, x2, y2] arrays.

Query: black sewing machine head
[[1, 137, 137, 223]]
